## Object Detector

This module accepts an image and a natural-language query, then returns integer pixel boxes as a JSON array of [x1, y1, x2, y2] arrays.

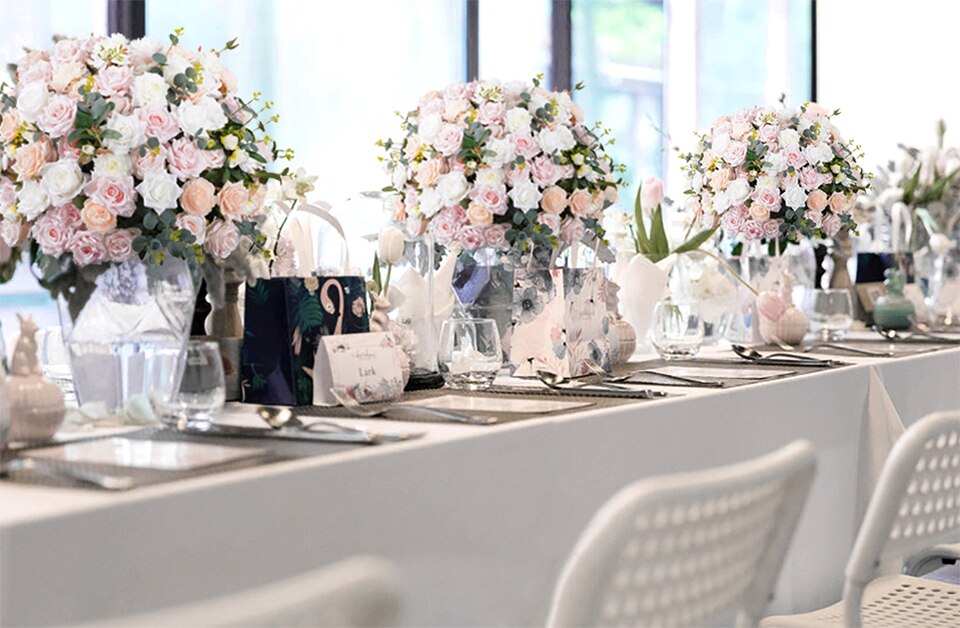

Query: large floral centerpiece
[[379, 76, 622, 264], [0, 29, 290, 301], [679, 103, 869, 246]]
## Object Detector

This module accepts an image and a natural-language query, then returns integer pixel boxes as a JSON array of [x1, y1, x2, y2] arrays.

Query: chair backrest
[[843, 410, 960, 625], [547, 441, 817, 628], [89, 555, 402, 628]]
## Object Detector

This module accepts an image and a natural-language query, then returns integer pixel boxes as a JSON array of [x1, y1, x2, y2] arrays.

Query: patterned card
[[312, 332, 404, 406]]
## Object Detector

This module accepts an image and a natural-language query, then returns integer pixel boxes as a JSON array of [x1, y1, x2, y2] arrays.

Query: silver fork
[[331, 390, 498, 425]]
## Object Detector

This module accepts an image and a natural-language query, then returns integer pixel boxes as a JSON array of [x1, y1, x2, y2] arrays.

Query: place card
[[28, 437, 263, 471], [650, 366, 795, 380], [312, 332, 404, 406], [404, 394, 592, 414]]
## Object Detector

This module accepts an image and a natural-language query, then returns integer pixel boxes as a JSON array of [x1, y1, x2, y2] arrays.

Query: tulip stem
[[381, 263, 393, 298]]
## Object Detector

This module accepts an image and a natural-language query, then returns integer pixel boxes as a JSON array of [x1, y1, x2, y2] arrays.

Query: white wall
[[817, 0, 960, 169]]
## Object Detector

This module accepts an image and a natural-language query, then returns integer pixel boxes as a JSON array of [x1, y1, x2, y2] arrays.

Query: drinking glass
[[150, 340, 226, 427], [438, 318, 502, 390], [37, 326, 76, 404], [803, 289, 854, 340], [651, 297, 704, 360]]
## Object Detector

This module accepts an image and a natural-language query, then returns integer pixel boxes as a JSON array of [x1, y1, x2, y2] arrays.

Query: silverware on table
[[330, 390, 498, 425], [536, 370, 629, 391], [256, 406, 417, 442], [172, 422, 384, 444], [733, 345, 828, 363], [628, 369, 725, 388], [803, 342, 894, 357], [0, 457, 135, 491], [873, 325, 960, 344]]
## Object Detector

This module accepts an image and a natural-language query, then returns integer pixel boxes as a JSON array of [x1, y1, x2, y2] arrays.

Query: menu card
[[312, 332, 404, 406]]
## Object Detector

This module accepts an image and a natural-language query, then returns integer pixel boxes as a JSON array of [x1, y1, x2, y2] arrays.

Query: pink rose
[[0, 110, 20, 143], [37, 94, 78, 139], [32, 213, 71, 256], [427, 206, 466, 245], [433, 123, 464, 157], [220, 67, 238, 94], [133, 146, 167, 178], [559, 216, 585, 244], [84, 176, 136, 217], [784, 149, 807, 169], [167, 137, 207, 180], [721, 209, 745, 237], [511, 132, 540, 159], [80, 200, 117, 232], [477, 101, 506, 126], [822, 212, 843, 237], [828, 192, 848, 214], [57, 136, 82, 161], [20, 61, 52, 85], [56, 202, 83, 231], [569, 188, 594, 217], [14, 143, 50, 180], [0, 177, 17, 210], [757, 124, 779, 144], [748, 203, 770, 221], [180, 178, 217, 216], [806, 209, 824, 228], [416, 158, 446, 187], [0, 220, 28, 247], [221, 95, 252, 124], [483, 223, 508, 249], [104, 228, 137, 262], [806, 189, 828, 212], [540, 185, 567, 214], [756, 291, 787, 322], [138, 105, 180, 144], [204, 149, 226, 170], [470, 184, 507, 214], [95, 65, 134, 98], [538, 212, 561, 234], [69, 231, 107, 266], [762, 219, 782, 239], [742, 220, 764, 241], [723, 141, 748, 166], [443, 82, 470, 103], [204, 219, 240, 258], [799, 166, 821, 191], [175, 213, 207, 245], [108, 96, 132, 116], [217, 181, 249, 221], [457, 224, 485, 251], [752, 187, 782, 212], [530, 155, 562, 187], [52, 39, 87, 65]]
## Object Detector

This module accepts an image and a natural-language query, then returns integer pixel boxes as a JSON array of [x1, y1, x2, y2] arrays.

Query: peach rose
[[14, 143, 49, 180], [569, 188, 593, 217], [180, 178, 216, 216], [175, 213, 207, 245], [807, 189, 828, 212], [80, 200, 116, 233], [217, 181, 248, 220], [0, 110, 20, 143], [416, 158, 446, 187], [541, 185, 567, 214], [205, 219, 240, 258], [828, 192, 847, 214], [466, 201, 493, 226]]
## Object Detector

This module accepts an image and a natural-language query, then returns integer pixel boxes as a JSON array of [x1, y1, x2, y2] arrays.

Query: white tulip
[[377, 226, 405, 265]]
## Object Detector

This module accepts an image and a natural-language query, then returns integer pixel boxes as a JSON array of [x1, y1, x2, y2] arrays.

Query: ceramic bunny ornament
[[7, 314, 65, 442], [757, 268, 809, 345]]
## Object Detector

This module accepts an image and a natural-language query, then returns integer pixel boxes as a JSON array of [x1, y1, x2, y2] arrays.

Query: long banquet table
[[1, 344, 959, 627]]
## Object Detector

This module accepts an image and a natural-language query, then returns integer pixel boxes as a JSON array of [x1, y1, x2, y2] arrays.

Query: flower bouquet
[[0, 30, 297, 416], [379, 76, 623, 377]]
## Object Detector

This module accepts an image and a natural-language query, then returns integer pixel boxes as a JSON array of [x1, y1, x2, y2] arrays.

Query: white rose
[[726, 178, 751, 204], [475, 167, 504, 187], [104, 113, 146, 153], [222, 134, 239, 151], [712, 190, 731, 212], [779, 128, 800, 148], [92, 34, 129, 68], [763, 151, 786, 174], [690, 171, 704, 192], [391, 164, 407, 190], [537, 126, 576, 154], [131, 73, 168, 107], [711, 133, 731, 154], [507, 178, 541, 210], [136, 171, 181, 212], [484, 137, 514, 168], [128, 36, 164, 70], [197, 51, 224, 91], [177, 96, 228, 137], [804, 142, 834, 165], [527, 93, 549, 114], [16, 180, 50, 220], [505, 107, 532, 133], [50, 62, 84, 93], [40, 160, 85, 205], [418, 187, 442, 218], [162, 54, 192, 85], [437, 171, 469, 206], [16, 82, 49, 123], [418, 113, 442, 144], [757, 175, 779, 189], [781, 185, 808, 209], [93, 153, 133, 178]]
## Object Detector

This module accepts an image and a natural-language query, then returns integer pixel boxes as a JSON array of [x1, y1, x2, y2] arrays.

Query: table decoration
[[0, 30, 311, 422], [6, 314, 65, 442], [311, 332, 404, 406], [380, 76, 623, 377], [650, 297, 704, 359], [756, 267, 808, 345], [437, 317, 502, 389], [872, 268, 915, 330]]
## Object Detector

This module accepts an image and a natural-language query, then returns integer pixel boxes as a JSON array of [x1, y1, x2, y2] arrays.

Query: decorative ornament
[[758, 268, 809, 345], [6, 314, 65, 442]]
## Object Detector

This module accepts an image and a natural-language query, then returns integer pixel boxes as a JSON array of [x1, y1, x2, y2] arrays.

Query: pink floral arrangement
[[679, 103, 869, 243], [379, 76, 622, 259], [0, 30, 294, 294]]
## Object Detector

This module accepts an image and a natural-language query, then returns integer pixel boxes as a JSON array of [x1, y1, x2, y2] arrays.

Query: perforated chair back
[[88, 556, 402, 628], [842, 410, 960, 626], [547, 441, 817, 628]]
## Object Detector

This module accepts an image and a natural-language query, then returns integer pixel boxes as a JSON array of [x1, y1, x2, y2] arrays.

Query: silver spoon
[[257, 406, 416, 443], [538, 369, 629, 390], [732, 345, 826, 362], [330, 390, 498, 426]]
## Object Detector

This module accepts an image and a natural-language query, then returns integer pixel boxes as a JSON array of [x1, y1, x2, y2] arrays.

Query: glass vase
[[451, 247, 515, 354], [57, 256, 196, 424], [668, 251, 735, 345], [389, 232, 443, 389]]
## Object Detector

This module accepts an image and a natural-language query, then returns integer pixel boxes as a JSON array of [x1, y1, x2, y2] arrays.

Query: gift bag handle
[[277, 200, 351, 274]]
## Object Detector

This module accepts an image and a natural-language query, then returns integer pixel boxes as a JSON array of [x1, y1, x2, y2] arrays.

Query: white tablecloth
[[1, 347, 958, 627]]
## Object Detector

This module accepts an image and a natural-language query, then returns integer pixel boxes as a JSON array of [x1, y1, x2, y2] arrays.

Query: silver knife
[[170, 423, 382, 444]]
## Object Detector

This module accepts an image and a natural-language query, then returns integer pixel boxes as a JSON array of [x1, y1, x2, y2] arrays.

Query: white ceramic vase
[[612, 254, 669, 346]]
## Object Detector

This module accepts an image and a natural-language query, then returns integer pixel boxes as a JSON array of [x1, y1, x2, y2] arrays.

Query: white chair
[[903, 542, 960, 577], [762, 410, 960, 627], [87, 555, 402, 627], [547, 440, 817, 628]]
